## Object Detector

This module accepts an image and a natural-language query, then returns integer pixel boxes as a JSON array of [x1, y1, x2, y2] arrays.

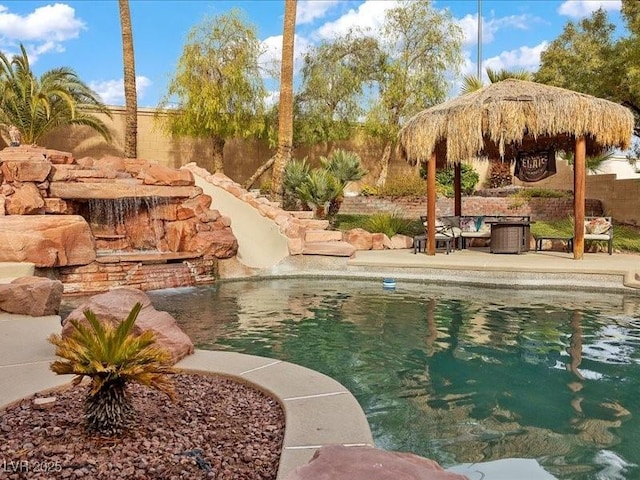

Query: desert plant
[[364, 212, 415, 238], [296, 168, 340, 218], [49, 303, 175, 435], [320, 149, 367, 220], [378, 173, 427, 197], [283, 157, 311, 210]]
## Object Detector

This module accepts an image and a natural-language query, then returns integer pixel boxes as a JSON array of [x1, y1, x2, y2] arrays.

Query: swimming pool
[[140, 279, 640, 479]]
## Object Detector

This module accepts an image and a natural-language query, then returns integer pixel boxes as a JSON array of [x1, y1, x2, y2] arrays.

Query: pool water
[[83, 279, 640, 479]]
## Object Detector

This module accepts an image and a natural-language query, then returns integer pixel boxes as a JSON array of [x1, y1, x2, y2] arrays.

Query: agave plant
[[49, 303, 175, 435]]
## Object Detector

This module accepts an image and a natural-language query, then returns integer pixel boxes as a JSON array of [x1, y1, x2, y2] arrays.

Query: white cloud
[[458, 13, 532, 46], [259, 34, 312, 80], [314, 0, 398, 40], [483, 41, 549, 73], [90, 76, 152, 106], [0, 3, 85, 61], [297, 0, 341, 25], [558, 0, 622, 18]]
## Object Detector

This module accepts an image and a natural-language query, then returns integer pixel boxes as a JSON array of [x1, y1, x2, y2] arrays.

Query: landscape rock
[[302, 241, 356, 257], [1, 160, 51, 182], [390, 234, 414, 249], [305, 229, 343, 243], [371, 232, 390, 250], [344, 228, 374, 251], [62, 287, 194, 363], [0, 276, 64, 316], [285, 445, 468, 480], [138, 163, 195, 186], [0, 215, 95, 266], [5, 183, 45, 214]]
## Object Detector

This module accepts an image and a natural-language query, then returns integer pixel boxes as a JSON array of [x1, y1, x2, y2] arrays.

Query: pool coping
[[0, 313, 373, 480]]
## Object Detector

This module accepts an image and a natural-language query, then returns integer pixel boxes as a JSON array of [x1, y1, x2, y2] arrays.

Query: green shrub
[[364, 212, 415, 238], [510, 188, 572, 199], [259, 179, 272, 195], [433, 163, 479, 196], [378, 173, 427, 197]]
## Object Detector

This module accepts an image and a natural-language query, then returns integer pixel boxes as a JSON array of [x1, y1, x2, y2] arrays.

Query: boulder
[[285, 445, 468, 480], [138, 163, 195, 186], [371, 233, 390, 250], [62, 287, 194, 363], [5, 183, 45, 214], [0, 145, 72, 164], [390, 234, 414, 249], [1, 160, 51, 182], [344, 228, 374, 251], [185, 229, 238, 258], [0, 277, 64, 316], [0, 215, 95, 266]]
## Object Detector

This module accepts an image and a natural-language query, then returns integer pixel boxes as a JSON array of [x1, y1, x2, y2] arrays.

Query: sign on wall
[[514, 149, 557, 182]]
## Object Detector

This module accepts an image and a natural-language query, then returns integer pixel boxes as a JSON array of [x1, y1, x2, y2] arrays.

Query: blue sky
[[0, 1, 625, 108]]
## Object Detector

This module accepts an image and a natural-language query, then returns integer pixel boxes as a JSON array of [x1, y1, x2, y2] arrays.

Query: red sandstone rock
[[302, 241, 356, 257], [0, 215, 95, 266], [75, 156, 95, 168], [44, 198, 76, 215], [285, 445, 468, 480], [305, 229, 343, 242], [344, 228, 374, 251], [0, 145, 72, 164], [5, 183, 45, 214], [1, 160, 51, 182], [370, 232, 389, 250], [62, 287, 194, 363], [186, 230, 238, 258], [176, 194, 212, 220], [390, 234, 414, 249], [0, 276, 64, 316], [138, 163, 195, 186], [0, 196, 5, 215], [97, 155, 126, 172]]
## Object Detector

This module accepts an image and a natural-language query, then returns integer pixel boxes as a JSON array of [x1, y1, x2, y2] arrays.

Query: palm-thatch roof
[[398, 79, 634, 165]]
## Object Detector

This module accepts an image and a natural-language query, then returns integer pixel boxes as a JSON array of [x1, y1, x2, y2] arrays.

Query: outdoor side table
[[413, 234, 453, 254], [488, 220, 532, 254]]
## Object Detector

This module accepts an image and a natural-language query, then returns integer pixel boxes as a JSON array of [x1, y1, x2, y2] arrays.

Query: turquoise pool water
[[138, 280, 640, 479]]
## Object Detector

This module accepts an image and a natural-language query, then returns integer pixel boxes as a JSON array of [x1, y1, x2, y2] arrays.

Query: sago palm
[[0, 43, 112, 145], [49, 303, 175, 435]]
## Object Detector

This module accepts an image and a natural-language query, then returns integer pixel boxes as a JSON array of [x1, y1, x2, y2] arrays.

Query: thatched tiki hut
[[398, 79, 634, 259]]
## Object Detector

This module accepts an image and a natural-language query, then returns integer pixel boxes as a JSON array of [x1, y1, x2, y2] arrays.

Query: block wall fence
[[7, 106, 634, 226], [339, 196, 604, 222]]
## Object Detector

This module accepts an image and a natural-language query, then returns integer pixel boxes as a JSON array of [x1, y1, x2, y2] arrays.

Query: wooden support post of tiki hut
[[426, 152, 437, 255], [574, 136, 586, 260], [454, 163, 462, 217]]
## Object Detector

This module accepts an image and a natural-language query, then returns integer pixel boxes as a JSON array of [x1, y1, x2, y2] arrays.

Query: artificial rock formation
[[0, 215, 95, 267], [0, 276, 64, 316], [62, 287, 194, 363], [285, 445, 468, 480], [0, 145, 238, 272]]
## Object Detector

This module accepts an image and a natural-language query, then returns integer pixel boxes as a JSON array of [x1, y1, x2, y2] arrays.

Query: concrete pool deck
[[1, 249, 639, 478]]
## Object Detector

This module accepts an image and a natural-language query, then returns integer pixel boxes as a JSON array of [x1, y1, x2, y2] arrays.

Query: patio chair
[[584, 216, 614, 255]]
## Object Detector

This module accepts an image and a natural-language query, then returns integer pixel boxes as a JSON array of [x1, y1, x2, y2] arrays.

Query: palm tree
[[271, 0, 297, 201], [119, 0, 137, 158], [460, 67, 533, 187], [49, 303, 175, 435], [0, 44, 112, 145]]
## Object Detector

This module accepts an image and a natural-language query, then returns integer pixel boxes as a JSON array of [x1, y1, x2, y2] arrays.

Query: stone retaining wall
[[340, 196, 603, 220]]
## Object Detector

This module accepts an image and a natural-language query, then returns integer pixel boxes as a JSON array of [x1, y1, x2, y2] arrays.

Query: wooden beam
[[427, 152, 437, 255], [454, 163, 462, 216], [573, 136, 586, 260]]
